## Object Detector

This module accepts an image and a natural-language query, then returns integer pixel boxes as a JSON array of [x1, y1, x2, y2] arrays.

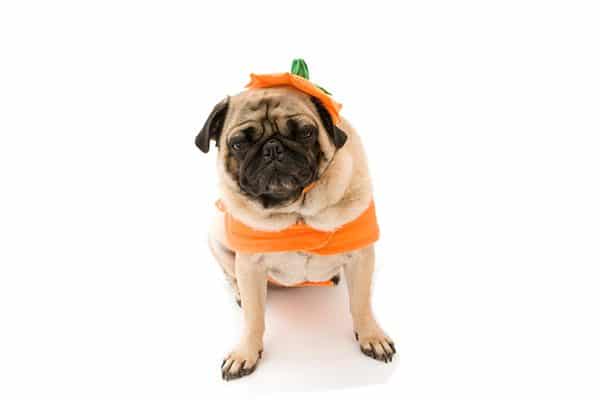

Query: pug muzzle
[[237, 129, 320, 208]]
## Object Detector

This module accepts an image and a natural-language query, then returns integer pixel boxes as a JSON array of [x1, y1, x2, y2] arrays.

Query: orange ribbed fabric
[[216, 200, 379, 287], [217, 200, 379, 256]]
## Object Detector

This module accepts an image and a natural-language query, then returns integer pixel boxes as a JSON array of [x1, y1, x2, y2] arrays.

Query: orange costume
[[217, 200, 379, 257], [218, 60, 380, 286]]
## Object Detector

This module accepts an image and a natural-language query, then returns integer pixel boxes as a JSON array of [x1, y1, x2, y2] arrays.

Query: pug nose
[[263, 139, 284, 161]]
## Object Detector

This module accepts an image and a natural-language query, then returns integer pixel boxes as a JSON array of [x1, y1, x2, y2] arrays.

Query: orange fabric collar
[[217, 200, 379, 256]]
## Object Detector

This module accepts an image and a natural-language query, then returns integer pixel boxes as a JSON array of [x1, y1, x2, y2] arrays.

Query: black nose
[[262, 139, 284, 161]]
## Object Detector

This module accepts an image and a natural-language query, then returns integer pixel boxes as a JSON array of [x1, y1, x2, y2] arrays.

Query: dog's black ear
[[195, 97, 229, 153], [310, 97, 347, 149]]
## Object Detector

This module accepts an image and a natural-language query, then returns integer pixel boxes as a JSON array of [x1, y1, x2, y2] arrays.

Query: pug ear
[[195, 97, 229, 153], [310, 97, 347, 149]]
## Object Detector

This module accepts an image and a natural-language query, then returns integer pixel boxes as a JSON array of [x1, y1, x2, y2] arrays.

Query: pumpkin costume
[[218, 60, 380, 287]]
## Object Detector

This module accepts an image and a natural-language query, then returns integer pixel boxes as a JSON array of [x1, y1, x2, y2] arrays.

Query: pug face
[[229, 115, 321, 207], [196, 87, 347, 208]]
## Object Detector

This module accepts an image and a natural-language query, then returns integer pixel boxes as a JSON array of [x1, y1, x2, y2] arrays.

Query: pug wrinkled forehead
[[196, 87, 347, 208]]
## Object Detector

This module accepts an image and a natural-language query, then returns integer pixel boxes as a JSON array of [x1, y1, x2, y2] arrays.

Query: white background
[[1, 1, 599, 399]]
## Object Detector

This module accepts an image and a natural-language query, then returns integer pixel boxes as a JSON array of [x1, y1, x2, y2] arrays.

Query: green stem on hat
[[291, 59, 310, 80], [290, 58, 331, 95]]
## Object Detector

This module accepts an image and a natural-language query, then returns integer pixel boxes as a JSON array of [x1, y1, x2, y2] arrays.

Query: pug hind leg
[[209, 236, 241, 306], [344, 246, 396, 363]]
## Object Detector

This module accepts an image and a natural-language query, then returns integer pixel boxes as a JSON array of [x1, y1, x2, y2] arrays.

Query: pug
[[195, 86, 395, 381]]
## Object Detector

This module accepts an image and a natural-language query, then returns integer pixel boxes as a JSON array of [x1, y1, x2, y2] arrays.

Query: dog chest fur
[[250, 251, 355, 286]]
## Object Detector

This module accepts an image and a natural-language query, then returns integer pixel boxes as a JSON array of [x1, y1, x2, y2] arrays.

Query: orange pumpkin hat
[[245, 59, 343, 124]]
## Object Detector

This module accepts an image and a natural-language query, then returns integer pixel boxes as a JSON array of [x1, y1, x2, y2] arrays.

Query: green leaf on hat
[[291, 58, 310, 79], [290, 58, 331, 95]]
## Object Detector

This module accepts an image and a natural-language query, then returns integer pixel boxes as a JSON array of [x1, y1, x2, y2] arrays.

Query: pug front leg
[[221, 253, 267, 381], [344, 246, 396, 363]]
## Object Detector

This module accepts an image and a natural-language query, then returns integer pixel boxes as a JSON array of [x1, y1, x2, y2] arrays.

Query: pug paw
[[355, 330, 395, 363], [221, 344, 263, 381]]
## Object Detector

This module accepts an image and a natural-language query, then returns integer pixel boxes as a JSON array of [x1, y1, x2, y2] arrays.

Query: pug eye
[[229, 138, 247, 152], [298, 126, 317, 140]]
